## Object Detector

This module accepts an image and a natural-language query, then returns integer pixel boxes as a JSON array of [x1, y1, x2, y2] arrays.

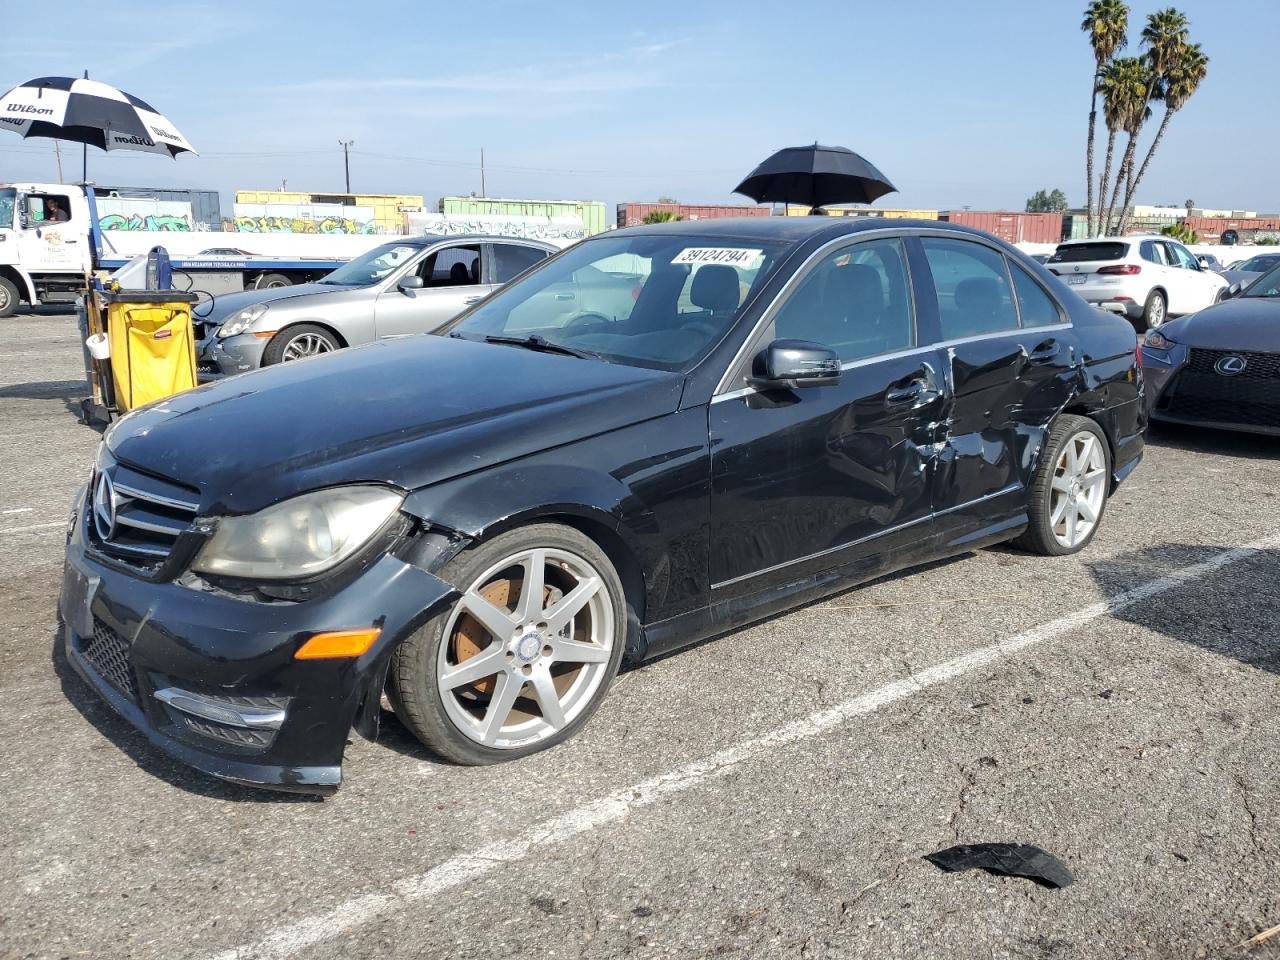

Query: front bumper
[[60, 486, 457, 794], [1144, 342, 1280, 436], [198, 331, 269, 379]]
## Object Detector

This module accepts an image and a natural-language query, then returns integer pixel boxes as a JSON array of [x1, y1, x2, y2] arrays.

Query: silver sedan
[[198, 235, 557, 376]]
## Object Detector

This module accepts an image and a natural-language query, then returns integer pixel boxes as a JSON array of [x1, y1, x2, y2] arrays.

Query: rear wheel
[[261, 323, 340, 365], [389, 523, 626, 765], [1138, 289, 1166, 332], [255, 272, 291, 290], [0, 276, 19, 318], [1014, 415, 1110, 557]]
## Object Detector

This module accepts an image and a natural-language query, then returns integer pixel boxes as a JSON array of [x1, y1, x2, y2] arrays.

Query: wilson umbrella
[[734, 143, 896, 209], [0, 75, 196, 159]]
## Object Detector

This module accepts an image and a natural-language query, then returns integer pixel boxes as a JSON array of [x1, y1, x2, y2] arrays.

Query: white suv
[[1047, 236, 1228, 331]]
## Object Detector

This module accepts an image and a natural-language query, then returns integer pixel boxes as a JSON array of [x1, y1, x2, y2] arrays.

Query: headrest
[[690, 265, 741, 313]]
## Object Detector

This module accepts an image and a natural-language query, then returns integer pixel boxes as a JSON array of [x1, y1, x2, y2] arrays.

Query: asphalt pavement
[[1, 311, 1277, 960]]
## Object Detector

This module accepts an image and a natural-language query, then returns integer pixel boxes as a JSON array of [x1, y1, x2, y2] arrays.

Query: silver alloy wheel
[[0, 285, 10, 312], [436, 547, 615, 749], [1148, 292, 1165, 326], [1049, 431, 1107, 549], [280, 333, 334, 361]]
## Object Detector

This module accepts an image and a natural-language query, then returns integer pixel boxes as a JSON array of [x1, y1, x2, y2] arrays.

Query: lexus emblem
[[93, 470, 118, 540], [1215, 355, 1246, 377]]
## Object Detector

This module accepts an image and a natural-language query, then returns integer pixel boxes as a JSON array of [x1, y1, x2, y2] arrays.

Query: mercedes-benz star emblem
[[93, 471, 118, 540], [1215, 355, 1247, 377]]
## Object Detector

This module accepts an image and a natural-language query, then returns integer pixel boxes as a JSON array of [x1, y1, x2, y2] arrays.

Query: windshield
[[445, 234, 787, 371], [0, 189, 14, 230], [1240, 255, 1280, 273], [319, 242, 420, 286], [1242, 263, 1280, 298], [1049, 242, 1127, 263]]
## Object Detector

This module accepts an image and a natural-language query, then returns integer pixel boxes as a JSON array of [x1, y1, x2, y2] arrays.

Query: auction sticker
[[672, 247, 764, 269]]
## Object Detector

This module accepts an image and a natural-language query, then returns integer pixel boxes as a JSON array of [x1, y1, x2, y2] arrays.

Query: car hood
[[203, 282, 361, 323], [1162, 297, 1280, 351], [106, 336, 684, 515]]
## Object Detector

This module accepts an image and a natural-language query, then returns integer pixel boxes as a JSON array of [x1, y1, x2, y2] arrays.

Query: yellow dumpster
[[104, 291, 199, 412]]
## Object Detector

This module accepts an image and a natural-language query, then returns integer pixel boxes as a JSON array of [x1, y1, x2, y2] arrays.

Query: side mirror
[[748, 339, 840, 390], [17, 197, 30, 230], [398, 276, 424, 292], [1196, 255, 1209, 268]]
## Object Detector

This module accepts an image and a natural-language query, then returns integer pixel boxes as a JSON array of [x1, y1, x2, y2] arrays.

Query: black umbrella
[[0, 74, 196, 177], [733, 143, 896, 209]]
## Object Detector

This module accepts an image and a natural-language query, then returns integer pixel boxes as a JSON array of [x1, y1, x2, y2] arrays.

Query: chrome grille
[[79, 619, 138, 703], [91, 458, 199, 567]]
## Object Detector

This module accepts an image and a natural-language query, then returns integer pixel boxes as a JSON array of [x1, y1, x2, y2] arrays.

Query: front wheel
[[0, 276, 19, 318], [389, 523, 626, 765], [261, 323, 340, 365], [1014, 415, 1110, 557]]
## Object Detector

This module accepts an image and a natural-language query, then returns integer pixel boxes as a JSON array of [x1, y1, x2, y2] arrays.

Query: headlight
[[192, 486, 404, 580], [1143, 329, 1176, 351], [217, 304, 270, 338]]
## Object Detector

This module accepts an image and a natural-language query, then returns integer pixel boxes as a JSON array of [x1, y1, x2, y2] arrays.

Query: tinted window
[[421, 245, 481, 287], [1166, 242, 1198, 269], [449, 235, 786, 371], [1050, 242, 1127, 263], [1139, 240, 1169, 265], [771, 238, 914, 362], [492, 244, 549, 283], [1009, 261, 1062, 326], [922, 238, 1019, 338]]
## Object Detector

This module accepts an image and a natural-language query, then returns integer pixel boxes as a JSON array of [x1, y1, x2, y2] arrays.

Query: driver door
[[15, 192, 84, 273], [375, 242, 488, 339]]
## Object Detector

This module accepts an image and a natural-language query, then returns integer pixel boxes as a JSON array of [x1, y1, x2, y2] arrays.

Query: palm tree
[[1098, 56, 1150, 234], [1117, 42, 1208, 233], [1082, 0, 1129, 234]]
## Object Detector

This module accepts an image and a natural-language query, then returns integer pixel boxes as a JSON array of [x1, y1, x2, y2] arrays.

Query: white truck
[[0, 182, 397, 318]]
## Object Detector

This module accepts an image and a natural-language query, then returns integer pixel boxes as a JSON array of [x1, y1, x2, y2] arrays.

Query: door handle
[[886, 380, 925, 404], [1027, 339, 1060, 364], [463, 296, 482, 305], [554, 292, 575, 301], [886, 362, 943, 406]]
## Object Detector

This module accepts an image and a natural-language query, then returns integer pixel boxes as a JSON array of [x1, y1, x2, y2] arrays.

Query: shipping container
[[616, 202, 770, 228], [94, 185, 221, 230], [783, 206, 939, 219], [441, 197, 608, 236], [940, 211, 1064, 245], [1184, 216, 1280, 242], [236, 190, 423, 234]]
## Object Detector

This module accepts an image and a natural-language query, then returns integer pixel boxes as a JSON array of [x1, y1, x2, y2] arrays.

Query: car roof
[[608, 215, 998, 245], [393, 234, 554, 247]]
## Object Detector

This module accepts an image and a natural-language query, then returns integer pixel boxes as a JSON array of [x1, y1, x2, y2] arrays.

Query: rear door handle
[[1027, 339, 1060, 364], [554, 292, 575, 301]]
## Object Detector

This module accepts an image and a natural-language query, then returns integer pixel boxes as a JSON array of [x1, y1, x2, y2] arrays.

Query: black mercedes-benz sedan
[[61, 217, 1144, 793], [1143, 261, 1280, 435]]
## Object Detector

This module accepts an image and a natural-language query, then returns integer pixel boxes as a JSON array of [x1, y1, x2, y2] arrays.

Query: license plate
[[1067, 274, 1087, 286]]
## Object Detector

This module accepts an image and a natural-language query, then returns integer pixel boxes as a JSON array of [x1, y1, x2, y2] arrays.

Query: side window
[[420, 244, 480, 287], [1139, 240, 1163, 264], [1168, 243, 1198, 270], [492, 244, 549, 284], [770, 238, 914, 362], [1009, 261, 1064, 326], [921, 238, 1019, 338], [26, 193, 73, 225]]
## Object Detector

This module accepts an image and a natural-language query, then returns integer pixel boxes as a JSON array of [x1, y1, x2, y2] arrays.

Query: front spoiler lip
[[63, 625, 342, 795], [1149, 409, 1280, 437]]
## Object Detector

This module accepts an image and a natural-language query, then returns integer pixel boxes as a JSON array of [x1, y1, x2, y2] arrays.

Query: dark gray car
[[1143, 261, 1280, 435], [198, 235, 557, 376], [1219, 252, 1280, 291]]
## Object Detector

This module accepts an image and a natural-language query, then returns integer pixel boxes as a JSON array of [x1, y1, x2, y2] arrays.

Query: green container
[[439, 196, 608, 235]]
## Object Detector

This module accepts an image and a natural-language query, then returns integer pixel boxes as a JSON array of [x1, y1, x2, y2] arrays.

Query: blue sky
[[0, 0, 1272, 215]]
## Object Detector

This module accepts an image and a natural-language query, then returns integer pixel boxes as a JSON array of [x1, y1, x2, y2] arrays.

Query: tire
[[0, 276, 19, 318], [390, 523, 626, 765], [261, 323, 341, 365], [1013, 414, 1111, 557], [1138, 289, 1166, 333], [255, 272, 291, 290]]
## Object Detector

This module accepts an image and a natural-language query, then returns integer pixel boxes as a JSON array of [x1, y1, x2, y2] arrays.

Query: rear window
[[1050, 242, 1128, 263]]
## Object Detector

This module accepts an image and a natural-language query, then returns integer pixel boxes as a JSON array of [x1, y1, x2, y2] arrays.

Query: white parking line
[[0, 521, 65, 536], [199, 531, 1274, 960]]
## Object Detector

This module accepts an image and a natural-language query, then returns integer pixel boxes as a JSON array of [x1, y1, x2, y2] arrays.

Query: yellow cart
[[102, 290, 200, 412]]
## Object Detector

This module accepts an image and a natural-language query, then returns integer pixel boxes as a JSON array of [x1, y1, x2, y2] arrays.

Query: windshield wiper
[[482, 334, 601, 360]]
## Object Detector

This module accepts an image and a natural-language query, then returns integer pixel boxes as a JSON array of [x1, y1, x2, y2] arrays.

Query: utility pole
[[480, 147, 486, 197], [339, 140, 354, 194], [53, 141, 64, 184]]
